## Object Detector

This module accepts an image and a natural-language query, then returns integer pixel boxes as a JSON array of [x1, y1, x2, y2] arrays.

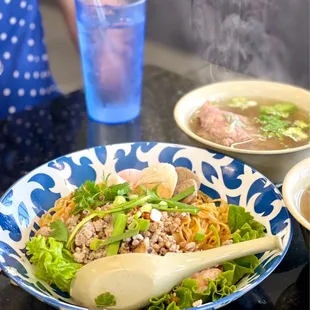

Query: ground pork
[[118, 211, 183, 256], [71, 209, 200, 264], [74, 222, 95, 247], [36, 226, 52, 237], [66, 215, 80, 233]]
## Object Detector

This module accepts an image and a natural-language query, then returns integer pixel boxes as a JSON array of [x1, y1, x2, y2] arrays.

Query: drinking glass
[[75, 0, 146, 124]]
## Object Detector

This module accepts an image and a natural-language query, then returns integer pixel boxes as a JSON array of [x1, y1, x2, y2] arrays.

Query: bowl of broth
[[283, 157, 310, 248], [174, 80, 310, 184]]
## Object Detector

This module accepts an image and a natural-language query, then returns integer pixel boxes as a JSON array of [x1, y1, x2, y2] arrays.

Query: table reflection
[[87, 116, 142, 147]]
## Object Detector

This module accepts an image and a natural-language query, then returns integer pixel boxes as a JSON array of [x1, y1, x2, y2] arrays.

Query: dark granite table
[[0, 66, 309, 310]]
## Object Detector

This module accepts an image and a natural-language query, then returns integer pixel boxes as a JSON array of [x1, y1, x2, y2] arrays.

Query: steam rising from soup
[[190, 97, 310, 151]]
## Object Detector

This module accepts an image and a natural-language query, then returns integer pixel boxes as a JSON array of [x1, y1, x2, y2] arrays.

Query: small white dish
[[282, 157, 310, 231]]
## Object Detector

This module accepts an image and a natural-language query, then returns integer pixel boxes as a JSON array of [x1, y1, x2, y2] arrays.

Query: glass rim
[[76, 0, 146, 8]]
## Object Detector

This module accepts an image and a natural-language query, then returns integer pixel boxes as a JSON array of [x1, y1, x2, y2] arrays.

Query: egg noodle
[[173, 192, 232, 250], [38, 194, 77, 228], [38, 190, 231, 249]]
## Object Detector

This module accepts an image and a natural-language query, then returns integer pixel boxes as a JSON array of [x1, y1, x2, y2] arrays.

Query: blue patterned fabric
[[0, 0, 60, 119]]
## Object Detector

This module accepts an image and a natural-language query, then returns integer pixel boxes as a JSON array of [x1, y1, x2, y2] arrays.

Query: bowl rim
[[174, 80, 310, 155], [282, 157, 310, 231], [0, 142, 293, 310]]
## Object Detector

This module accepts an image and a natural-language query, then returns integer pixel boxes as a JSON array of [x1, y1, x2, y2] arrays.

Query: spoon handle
[[163, 236, 282, 278]]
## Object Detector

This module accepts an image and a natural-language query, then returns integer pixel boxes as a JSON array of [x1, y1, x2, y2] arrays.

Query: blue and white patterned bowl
[[0, 142, 292, 310]]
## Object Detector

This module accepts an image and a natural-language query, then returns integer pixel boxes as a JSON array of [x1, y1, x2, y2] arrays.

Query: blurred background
[[40, 0, 309, 94]]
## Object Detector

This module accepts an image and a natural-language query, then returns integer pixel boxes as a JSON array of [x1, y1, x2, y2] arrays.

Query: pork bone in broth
[[190, 97, 310, 151]]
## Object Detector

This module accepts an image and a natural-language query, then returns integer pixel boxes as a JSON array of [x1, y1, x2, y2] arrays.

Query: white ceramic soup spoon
[[70, 235, 282, 310]]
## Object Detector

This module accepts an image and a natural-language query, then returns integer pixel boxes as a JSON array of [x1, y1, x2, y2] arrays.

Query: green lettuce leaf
[[228, 204, 266, 241], [148, 269, 238, 310], [26, 236, 81, 292], [227, 205, 263, 283], [222, 256, 259, 285]]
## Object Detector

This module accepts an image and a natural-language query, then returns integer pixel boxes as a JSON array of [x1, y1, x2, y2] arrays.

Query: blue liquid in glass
[[76, 2, 146, 124]]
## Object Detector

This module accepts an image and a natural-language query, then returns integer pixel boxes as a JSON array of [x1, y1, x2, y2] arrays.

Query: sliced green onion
[[113, 196, 127, 207], [128, 194, 139, 201], [171, 186, 196, 202], [133, 211, 142, 219], [162, 199, 199, 211], [90, 230, 139, 251], [159, 201, 168, 206], [138, 219, 150, 232], [194, 232, 206, 242], [152, 205, 199, 215], [128, 218, 150, 232], [140, 203, 152, 213], [210, 224, 221, 247], [106, 214, 127, 256], [95, 196, 150, 216], [128, 219, 139, 231]]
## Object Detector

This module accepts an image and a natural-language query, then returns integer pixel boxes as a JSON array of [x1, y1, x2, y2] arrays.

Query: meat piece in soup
[[190, 97, 310, 151], [195, 102, 259, 147]]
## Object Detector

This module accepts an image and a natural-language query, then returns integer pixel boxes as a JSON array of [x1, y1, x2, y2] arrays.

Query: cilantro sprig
[[72, 179, 131, 215], [50, 219, 69, 243], [95, 292, 116, 307]]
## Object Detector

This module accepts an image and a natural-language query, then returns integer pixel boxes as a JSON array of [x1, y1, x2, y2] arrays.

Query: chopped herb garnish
[[72, 179, 131, 215], [258, 114, 289, 138], [73, 180, 103, 214], [95, 292, 116, 307], [50, 219, 69, 243], [90, 230, 139, 251], [103, 183, 131, 201], [229, 97, 257, 110], [257, 103, 309, 144], [294, 120, 310, 129], [283, 127, 308, 142], [260, 102, 296, 118]]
